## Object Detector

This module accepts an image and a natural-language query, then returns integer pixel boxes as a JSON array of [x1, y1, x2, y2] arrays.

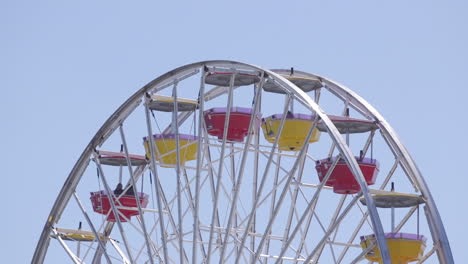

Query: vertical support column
[[171, 81, 186, 264], [251, 82, 262, 264], [73, 192, 113, 264], [235, 94, 292, 264], [119, 125, 155, 263], [251, 113, 319, 263], [219, 72, 264, 263], [93, 152, 135, 263], [192, 68, 206, 264], [144, 97, 170, 264], [274, 154, 341, 264], [206, 72, 236, 264], [279, 144, 308, 264]]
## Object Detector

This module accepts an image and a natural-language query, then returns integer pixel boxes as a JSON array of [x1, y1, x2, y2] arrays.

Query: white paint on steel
[[33, 61, 452, 264]]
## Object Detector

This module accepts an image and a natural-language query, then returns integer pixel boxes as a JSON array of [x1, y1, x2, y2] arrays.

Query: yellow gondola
[[360, 233, 426, 264], [261, 113, 320, 151], [143, 134, 198, 166]]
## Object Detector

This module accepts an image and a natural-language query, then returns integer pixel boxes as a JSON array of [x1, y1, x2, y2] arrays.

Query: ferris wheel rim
[[32, 60, 453, 264]]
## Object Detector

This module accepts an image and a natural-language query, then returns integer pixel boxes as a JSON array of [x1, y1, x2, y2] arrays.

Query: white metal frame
[[32, 61, 453, 264]]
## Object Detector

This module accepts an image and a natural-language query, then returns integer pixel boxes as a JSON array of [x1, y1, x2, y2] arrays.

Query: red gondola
[[316, 156, 379, 194], [90, 191, 149, 222], [204, 107, 261, 142]]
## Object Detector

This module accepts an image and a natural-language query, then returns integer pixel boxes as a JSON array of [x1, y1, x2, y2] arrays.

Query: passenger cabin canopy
[[315, 156, 379, 194], [204, 107, 261, 142], [96, 150, 147, 167], [261, 112, 320, 151], [51, 228, 107, 242], [90, 190, 149, 222], [147, 94, 198, 112], [143, 133, 198, 165], [263, 75, 322, 94], [316, 115, 378, 134], [360, 192, 425, 208], [205, 68, 260, 87]]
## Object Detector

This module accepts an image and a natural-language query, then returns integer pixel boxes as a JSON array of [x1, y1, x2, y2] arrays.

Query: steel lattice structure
[[33, 61, 453, 264]]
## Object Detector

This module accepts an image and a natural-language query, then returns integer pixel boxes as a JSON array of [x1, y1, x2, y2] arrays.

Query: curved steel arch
[[32, 60, 452, 263]]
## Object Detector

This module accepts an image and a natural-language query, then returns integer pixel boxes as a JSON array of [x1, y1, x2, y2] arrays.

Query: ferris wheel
[[32, 61, 454, 264]]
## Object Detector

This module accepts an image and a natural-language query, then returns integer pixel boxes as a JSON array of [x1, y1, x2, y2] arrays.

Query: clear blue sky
[[2, 0, 467, 262]]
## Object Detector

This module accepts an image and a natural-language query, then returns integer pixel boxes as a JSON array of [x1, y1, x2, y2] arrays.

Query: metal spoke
[[144, 98, 169, 264], [192, 68, 207, 264], [73, 192, 113, 264], [219, 72, 264, 263], [273, 154, 341, 263], [93, 151, 135, 263], [418, 246, 436, 263], [171, 80, 187, 264], [119, 125, 154, 264], [279, 144, 309, 264], [252, 114, 320, 263], [206, 72, 236, 264], [250, 84, 262, 263], [52, 228, 83, 264], [234, 94, 293, 264], [264, 152, 282, 263], [303, 194, 362, 264]]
